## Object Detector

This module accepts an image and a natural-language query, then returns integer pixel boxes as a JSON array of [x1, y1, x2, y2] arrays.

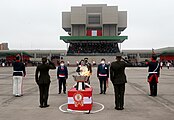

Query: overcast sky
[[0, 0, 174, 50]]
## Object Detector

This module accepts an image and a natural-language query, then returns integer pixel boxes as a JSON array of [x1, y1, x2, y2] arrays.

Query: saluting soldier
[[146, 55, 160, 96], [35, 57, 56, 108], [110, 54, 132, 110], [97, 58, 109, 94]]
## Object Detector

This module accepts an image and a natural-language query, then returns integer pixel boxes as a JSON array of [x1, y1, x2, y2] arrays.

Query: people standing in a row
[[166, 61, 171, 69], [35, 57, 56, 108], [110, 54, 132, 110], [97, 58, 109, 94], [57, 61, 68, 94], [12, 55, 26, 97], [146, 55, 160, 97], [160, 60, 174, 69]]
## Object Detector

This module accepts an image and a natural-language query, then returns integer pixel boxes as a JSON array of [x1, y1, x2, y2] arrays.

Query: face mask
[[101, 61, 105, 64], [60, 63, 64, 66]]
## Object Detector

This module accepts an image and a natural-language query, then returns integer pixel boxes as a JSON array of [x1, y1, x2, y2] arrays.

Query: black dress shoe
[[15, 95, 21, 97], [100, 92, 103, 94], [39, 105, 44, 108], [63, 91, 66, 94], [58, 92, 61, 94], [44, 105, 50, 108], [115, 107, 124, 110], [115, 107, 120, 110]]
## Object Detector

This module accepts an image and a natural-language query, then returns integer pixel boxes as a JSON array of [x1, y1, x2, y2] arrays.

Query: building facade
[[0, 43, 9, 50], [62, 4, 127, 36], [60, 4, 127, 55]]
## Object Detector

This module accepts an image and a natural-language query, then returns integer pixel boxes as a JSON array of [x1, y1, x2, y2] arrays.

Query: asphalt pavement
[[0, 66, 174, 120]]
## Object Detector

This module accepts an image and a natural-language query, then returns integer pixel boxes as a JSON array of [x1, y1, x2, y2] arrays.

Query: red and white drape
[[86, 30, 102, 36]]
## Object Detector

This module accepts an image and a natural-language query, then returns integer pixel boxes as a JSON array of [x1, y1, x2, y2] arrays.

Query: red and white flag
[[86, 30, 102, 36]]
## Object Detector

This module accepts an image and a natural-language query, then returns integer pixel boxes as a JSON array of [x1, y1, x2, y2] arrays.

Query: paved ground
[[0, 66, 174, 120]]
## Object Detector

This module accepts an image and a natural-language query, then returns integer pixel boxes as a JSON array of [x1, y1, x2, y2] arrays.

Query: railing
[[67, 53, 120, 56]]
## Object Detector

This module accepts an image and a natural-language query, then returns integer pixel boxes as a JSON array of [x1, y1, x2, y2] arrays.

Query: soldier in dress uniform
[[146, 55, 160, 96], [97, 58, 109, 94], [12, 55, 26, 97], [35, 57, 56, 108], [57, 61, 68, 94], [110, 54, 132, 110]]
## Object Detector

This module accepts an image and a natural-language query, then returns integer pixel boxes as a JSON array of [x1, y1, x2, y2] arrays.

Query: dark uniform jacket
[[146, 60, 160, 83], [110, 61, 131, 85], [97, 64, 109, 78], [57, 66, 68, 79], [146, 60, 160, 77], [12, 61, 26, 76], [35, 61, 56, 84]]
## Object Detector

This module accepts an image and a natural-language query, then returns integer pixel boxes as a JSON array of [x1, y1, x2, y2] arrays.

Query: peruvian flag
[[87, 30, 102, 36]]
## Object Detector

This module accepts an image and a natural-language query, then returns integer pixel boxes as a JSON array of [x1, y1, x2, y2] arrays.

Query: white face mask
[[60, 63, 64, 66], [101, 61, 105, 64]]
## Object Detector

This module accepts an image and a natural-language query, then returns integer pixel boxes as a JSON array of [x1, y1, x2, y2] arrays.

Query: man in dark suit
[[35, 57, 56, 108], [97, 58, 109, 94], [146, 55, 160, 96], [57, 61, 68, 94], [110, 54, 132, 110]]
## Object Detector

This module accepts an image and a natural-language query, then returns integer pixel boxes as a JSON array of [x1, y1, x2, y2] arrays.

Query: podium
[[67, 76, 93, 111]]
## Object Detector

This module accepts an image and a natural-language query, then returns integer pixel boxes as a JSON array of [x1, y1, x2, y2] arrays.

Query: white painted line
[[129, 83, 174, 112], [59, 102, 105, 114]]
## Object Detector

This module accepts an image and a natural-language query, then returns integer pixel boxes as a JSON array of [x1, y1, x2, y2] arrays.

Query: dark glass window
[[139, 54, 151, 58], [88, 15, 100, 24]]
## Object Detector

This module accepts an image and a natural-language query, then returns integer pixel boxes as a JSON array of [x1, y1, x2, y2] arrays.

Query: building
[[156, 47, 174, 61], [0, 43, 9, 50], [0, 48, 174, 66], [0, 50, 66, 66], [60, 4, 127, 56], [24, 50, 66, 62]]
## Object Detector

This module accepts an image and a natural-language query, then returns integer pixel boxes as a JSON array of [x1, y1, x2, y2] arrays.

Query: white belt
[[99, 73, 107, 76], [13, 71, 23, 73], [149, 72, 157, 74], [59, 75, 65, 77]]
